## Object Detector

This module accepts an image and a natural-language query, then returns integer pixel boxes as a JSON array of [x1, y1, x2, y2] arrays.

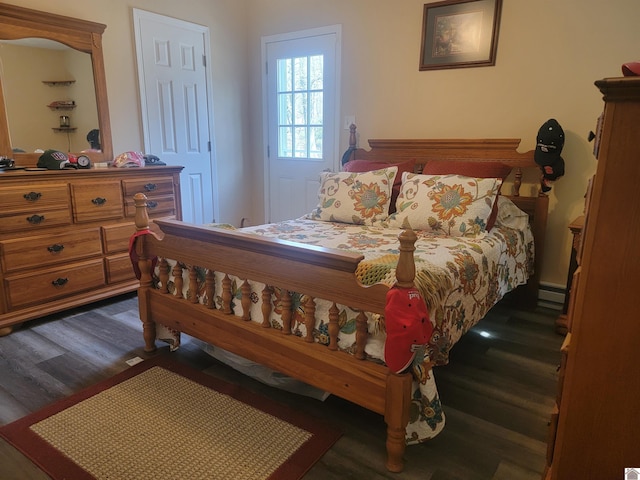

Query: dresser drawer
[[125, 195, 176, 218], [71, 182, 124, 223], [0, 183, 69, 213], [0, 228, 102, 273], [122, 177, 175, 197], [102, 223, 135, 254], [105, 253, 136, 283], [0, 208, 72, 234], [4, 258, 106, 309]]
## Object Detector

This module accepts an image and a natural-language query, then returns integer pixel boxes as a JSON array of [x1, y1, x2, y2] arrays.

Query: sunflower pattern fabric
[[387, 173, 503, 237], [307, 167, 398, 225], [152, 204, 533, 445]]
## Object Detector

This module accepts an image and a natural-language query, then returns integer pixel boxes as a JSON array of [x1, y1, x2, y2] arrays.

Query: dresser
[[544, 78, 640, 478], [0, 166, 183, 334]]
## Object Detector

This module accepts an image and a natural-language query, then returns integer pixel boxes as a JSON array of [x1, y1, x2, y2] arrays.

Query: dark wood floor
[[0, 293, 563, 480]]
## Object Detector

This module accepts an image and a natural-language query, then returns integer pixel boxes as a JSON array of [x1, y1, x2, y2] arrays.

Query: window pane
[[294, 92, 307, 125], [275, 54, 324, 159], [277, 58, 292, 92], [293, 57, 307, 91], [278, 93, 292, 125], [309, 126, 323, 158], [278, 126, 292, 157], [309, 55, 323, 90], [309, 92, 323, 125], [294, 126, 307, 157]]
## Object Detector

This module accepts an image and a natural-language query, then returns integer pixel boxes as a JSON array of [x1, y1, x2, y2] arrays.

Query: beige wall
[[7, 0, 640, 289], [247, 0, 640, 288]]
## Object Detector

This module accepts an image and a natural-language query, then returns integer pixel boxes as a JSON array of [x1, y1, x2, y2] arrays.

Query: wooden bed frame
[[132, 129, 548, 473]]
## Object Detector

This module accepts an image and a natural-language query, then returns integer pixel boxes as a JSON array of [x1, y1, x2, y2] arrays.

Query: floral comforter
[[236, 215, 533, 365], [154, 202, 534, 444]]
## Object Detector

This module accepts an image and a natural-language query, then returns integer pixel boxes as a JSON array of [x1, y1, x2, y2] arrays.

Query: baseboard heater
[[538, 282, 565, 310]]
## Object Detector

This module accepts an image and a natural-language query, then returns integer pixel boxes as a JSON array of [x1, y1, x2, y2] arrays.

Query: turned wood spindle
[[513, 167, 522, 196], [328, 302, 339, 351], [241, 280, 251, 321], [172, 263, 184, 299], [304, 296, 316, 343], [188, 266, 198, 303], [281, 289, 292, 334], [158, 258, 170, 294], [261, 285, 273, 328], [355, 311, 368, 360], [205, 270, 215, 309], [221, 274, 232, 314]]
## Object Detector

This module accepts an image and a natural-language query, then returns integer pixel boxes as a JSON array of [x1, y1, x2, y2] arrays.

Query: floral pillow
[[342, 159, 416, 213], [387, 173, 502, 237], [307, 167, 398, 225]]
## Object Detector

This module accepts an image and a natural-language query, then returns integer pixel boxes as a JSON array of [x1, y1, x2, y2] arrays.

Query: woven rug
[[0, 355, 341, 480]]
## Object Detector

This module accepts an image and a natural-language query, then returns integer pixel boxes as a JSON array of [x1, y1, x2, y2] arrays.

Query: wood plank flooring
[[0, 293, 563, 479]]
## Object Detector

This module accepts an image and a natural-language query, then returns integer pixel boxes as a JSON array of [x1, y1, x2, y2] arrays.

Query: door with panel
[[133, 9, 216, 224]]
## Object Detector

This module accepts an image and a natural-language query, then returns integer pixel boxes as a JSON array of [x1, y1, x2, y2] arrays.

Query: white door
[[263, 26, 341, 223], [133, 9, 216, 224]]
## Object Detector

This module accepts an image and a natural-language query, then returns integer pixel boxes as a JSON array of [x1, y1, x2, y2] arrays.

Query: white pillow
[[307, 167, 398, 225], [495, 196, 529, 230], [387, 173, 502, 237]]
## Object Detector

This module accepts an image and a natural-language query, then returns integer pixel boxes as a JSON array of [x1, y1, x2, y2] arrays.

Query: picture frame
[[419, 0, 502, 71]]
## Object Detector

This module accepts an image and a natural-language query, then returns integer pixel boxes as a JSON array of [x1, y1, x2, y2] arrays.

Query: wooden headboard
[[341, 124, 544, 198], [341, 124, 548, 308]]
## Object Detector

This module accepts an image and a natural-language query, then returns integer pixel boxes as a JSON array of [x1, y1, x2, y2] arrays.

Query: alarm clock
[[76, 154, 91, 169]]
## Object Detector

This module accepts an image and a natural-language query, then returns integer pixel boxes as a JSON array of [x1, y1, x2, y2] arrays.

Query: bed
[[131, 125, 548, 472]]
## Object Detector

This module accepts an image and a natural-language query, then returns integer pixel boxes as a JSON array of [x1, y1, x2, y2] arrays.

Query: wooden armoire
[[545, 77, 640, 478]]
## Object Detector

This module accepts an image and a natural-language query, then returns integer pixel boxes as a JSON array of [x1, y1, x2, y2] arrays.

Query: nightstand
[[555, 215, 584, 334]]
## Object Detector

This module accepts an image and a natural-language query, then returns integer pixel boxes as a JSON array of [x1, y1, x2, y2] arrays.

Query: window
[[277, 55, 324, 159]]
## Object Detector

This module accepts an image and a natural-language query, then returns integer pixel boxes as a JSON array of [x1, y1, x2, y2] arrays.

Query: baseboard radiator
[[538, 282, 565, 310]]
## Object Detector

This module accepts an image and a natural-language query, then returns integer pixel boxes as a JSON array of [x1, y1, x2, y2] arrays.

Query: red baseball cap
[[622, 62, 640, 76], [384, 286, 433, 374]]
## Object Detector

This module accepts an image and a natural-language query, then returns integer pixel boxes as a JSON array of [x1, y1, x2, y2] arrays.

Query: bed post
[[383, 227, 417, 472], [133, 193, 157, 353], [340, 123, 358, 166], [384, 371, 413, 472]]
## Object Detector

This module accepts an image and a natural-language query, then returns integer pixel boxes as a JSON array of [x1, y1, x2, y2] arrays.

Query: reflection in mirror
[[0, 3, 112, 166], [0, 38, 99, 154]]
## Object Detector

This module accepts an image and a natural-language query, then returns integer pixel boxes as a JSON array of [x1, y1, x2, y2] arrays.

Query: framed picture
[[419, 0, 502, 71]]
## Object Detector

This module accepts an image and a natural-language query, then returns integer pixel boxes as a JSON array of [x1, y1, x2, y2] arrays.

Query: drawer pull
[[147, 200, 158, 209], [27, 214, 45, 224], [91, 197, 107, 206], [23, 192, 42, 201], [144, 183, 157, 192], [51, 277, 68, 287], [47, 243, 65, 253]]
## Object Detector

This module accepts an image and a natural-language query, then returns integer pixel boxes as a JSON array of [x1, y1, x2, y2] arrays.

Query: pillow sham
[[387, 173, 502, 237], [343, 159, 416, 213], [421, 161, 512, 231], [495, 195, 530, 230], [307, 167, 398, 225]]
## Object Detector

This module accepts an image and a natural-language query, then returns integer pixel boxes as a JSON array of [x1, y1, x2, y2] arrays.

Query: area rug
[[0, 354, 341, 480]]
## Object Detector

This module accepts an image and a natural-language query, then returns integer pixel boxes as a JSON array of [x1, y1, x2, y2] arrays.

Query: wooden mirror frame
[[0, 3, 113, 165]]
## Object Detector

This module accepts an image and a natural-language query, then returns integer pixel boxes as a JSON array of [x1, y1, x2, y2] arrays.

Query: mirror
[[0, 38, 99, 154], [0, 3, 113, 166]]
